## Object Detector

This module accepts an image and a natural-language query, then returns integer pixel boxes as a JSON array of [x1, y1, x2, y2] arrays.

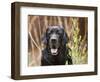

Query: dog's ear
[[63, 31, 69, 45], [42, 28, 49, 44], [42, 32, 47, 44], [59, 26, 69, 45]]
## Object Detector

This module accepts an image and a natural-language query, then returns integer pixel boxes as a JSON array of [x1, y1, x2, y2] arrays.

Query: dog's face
[[43, 26, 68, 55]]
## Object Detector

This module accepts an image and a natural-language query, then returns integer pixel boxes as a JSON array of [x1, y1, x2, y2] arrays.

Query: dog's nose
[[51, 39, 56, 43]]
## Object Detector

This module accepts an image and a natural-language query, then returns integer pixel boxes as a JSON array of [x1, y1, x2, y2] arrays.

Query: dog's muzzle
[[49, 34, 59, 55]]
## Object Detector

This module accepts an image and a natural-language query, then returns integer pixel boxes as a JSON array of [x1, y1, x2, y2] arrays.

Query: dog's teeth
[[51, 49, 57, 54]]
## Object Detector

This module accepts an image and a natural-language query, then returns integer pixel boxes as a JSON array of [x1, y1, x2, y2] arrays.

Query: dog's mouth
[[50, 40, 59, 55], [51, 49, 58, 55]]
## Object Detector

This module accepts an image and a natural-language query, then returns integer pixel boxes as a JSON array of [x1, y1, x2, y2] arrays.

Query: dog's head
[[42, 26, 69, 55]]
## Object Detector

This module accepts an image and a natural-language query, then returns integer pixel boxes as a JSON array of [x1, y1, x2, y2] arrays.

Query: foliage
[[68, 18, 88, 64]]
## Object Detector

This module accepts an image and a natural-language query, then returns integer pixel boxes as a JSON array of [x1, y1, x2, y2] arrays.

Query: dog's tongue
[[51, 49, 57, 55]]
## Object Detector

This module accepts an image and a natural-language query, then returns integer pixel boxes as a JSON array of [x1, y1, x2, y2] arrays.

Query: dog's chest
[[47, 54, 65, 65]]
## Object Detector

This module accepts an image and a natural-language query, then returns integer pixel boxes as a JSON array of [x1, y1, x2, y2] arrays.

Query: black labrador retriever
[[41, 26, 72, 65]]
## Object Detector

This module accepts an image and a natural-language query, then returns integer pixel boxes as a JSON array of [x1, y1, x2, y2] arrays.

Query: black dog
[[41, 26, 72, 65]]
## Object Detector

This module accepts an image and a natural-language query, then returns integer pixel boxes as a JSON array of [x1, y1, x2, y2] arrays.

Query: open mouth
[[51, 49, 58, 55]]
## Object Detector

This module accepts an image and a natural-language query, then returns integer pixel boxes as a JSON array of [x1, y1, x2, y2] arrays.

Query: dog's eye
[[57, 31, 62, 34], [50, 30, 53, 34], [48, 30, 53, 35]]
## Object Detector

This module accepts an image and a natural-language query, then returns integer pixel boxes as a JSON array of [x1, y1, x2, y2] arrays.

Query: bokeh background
[[28, 15, 88, 66]]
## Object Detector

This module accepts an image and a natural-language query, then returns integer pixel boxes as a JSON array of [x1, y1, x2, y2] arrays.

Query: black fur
[[41, 26, 72, 65]]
